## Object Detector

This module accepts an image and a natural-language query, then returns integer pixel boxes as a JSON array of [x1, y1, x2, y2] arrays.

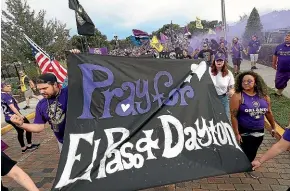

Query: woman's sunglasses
[[242, 80, 254, 85]]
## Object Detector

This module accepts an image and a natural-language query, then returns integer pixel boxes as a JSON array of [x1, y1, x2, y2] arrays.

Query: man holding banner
[[10, 73, 68, 152], [9, 49, 80, 152]]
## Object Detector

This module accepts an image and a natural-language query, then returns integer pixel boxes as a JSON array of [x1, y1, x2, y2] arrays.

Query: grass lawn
[[267, 88, 290, 128], [228, 67, 290, 128]]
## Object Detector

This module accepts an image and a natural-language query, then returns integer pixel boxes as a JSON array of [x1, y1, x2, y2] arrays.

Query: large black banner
[[53, 54, 251, 190]]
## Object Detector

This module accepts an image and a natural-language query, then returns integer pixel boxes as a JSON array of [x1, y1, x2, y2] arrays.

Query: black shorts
[[232, 58, 241, 66]]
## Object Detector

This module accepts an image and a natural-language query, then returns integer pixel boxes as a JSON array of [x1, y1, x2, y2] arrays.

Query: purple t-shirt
[[231, 43, 243, 59], [274, 43, 290, 72], [220, 40, 228, 46], [238, 92, 269, 130], [283, 128, 290, 142], [34, 87, 68, 143], [1, 93, 20, 121], [248, 40, 261, 54]]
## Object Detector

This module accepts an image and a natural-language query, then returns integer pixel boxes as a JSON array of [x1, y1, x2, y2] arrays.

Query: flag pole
[[80, 37, 85, 53], [84, 36, 89, 52], [23, 33, 51, 58], [170, 20, 173, 45]]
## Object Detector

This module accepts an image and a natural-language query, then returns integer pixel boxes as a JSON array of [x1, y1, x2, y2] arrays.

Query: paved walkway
[[2, 127, 289, 191], [227, 58, 290, 98]]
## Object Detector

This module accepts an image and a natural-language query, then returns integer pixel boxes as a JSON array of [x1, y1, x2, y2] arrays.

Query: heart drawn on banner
[[121, 104, 130, 112]]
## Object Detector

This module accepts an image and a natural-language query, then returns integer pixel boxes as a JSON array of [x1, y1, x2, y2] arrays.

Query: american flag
[[25, 34, 67, 83]]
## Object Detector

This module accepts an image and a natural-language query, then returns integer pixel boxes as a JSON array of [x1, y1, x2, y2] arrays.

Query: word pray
[[77, 63, 194, 119]]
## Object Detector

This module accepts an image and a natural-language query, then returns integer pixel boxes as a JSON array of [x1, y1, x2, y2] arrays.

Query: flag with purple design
[[89, 47, 108, 55], [160, 32, 168, 44], [132, 29, 149, 38]]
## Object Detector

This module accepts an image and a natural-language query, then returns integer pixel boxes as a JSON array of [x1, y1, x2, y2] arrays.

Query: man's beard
[[45, 88, 59, 99]]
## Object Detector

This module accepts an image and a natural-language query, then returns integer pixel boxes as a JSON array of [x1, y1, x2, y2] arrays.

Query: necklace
[[46, 89, 62, 132]]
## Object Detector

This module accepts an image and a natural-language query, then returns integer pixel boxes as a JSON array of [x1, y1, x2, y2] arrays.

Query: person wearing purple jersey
[[10, 73, 68, 152], [230, 71, 276, 179], [247, 35, 261, 70], [272, 32, 290, 97], [1, 83, 39, 153], [220, 36, 228, 47], [231, 37, 247, 75]]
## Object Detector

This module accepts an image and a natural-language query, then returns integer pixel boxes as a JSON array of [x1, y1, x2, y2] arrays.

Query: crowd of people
[[1, 32, 290, 190]]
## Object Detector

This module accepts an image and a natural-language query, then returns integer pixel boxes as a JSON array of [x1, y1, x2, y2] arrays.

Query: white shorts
[[24, 88, 34, 99], [250, 54, 259, 62], [58, 141, 63, 153]]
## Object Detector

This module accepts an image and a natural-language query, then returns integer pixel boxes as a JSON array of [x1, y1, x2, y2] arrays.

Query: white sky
[[1, 0, 290, 38]]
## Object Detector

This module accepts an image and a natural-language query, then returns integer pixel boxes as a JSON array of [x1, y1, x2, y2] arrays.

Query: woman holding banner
[[230, 71, 276, 179]]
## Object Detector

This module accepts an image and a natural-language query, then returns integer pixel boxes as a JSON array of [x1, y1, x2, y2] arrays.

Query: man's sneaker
[[27, 143, 40, 151], [23, 106, 30, 110], [253, 66, 258, 69], [22, 147, 28, 154]]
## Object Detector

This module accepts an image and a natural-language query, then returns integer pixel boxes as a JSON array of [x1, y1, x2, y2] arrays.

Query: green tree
[[243, 7, 263, 43], [152, 23, 180, 38], [152, 20, 221, 39], [187, 20, 220, 35], [69, 28, 112, 51], [1, 0, 69, 67]]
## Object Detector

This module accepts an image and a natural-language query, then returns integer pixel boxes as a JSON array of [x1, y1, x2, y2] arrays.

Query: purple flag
[[184, 25, 191, 36], [132, 29, 149, 37], [89, 47, 108, 55], [160, 32, 168, 44]]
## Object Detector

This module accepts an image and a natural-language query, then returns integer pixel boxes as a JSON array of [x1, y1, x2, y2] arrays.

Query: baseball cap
[[1, 82, 6, 89], [36, 73, 58, 84], [1, 82, 10, 89], [215, 53, 226, 61]]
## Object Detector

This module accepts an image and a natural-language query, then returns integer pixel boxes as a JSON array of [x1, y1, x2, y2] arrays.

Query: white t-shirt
[[209, 69, 235, 95]]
